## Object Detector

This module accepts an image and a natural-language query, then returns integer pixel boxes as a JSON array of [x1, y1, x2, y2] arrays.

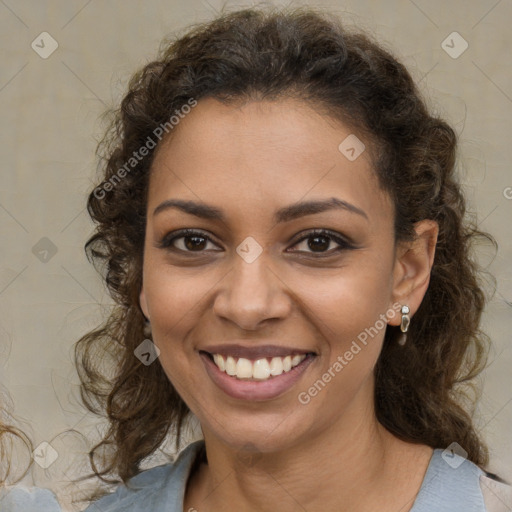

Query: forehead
[[148, 97, 392, 227]]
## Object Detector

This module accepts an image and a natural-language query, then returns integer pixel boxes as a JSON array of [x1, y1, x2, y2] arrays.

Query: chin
[[200, 408, 312, 455]]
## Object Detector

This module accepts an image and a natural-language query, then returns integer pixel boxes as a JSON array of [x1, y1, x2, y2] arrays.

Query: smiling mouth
[[200, 351, 316, 381]]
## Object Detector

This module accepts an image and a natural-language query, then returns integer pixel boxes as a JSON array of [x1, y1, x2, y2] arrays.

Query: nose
[[212, 253, 292, 331]]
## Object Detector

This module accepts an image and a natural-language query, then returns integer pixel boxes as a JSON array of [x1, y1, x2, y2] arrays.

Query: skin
[[139, 97, 439, 512]]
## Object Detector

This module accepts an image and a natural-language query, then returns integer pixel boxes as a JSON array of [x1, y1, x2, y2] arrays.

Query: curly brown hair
[[76, 5, 496, 485], [0, 415, 32, 485]]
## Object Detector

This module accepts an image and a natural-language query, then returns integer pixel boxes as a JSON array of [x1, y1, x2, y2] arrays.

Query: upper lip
[[200, 344, 316, 360]]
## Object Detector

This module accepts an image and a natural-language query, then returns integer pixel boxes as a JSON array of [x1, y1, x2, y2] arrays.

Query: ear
[[139, 286, 150, 320], [388, 219, 438, 326]]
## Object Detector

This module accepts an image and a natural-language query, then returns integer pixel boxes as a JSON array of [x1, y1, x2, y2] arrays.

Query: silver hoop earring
[[398, 305, 410, 346]]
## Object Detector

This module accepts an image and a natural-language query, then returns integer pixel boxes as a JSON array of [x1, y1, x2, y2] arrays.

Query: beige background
[[0, 0, 511, 509]]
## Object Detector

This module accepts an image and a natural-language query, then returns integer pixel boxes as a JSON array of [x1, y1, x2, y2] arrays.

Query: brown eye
[[289, 229, 353, 255], [158, 229, 221, 252], [183, 234, 207, 251], [307, 234, 330, 252]]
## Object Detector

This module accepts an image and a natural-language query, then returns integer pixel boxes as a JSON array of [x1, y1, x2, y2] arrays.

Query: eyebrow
[[153, 197, 368, 223]]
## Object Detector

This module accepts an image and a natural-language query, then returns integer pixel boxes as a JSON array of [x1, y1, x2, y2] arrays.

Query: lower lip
[[200, 352, 316, 401]]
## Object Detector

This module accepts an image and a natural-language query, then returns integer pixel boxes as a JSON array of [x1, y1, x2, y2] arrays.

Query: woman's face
[[140, 97, 420, 453]]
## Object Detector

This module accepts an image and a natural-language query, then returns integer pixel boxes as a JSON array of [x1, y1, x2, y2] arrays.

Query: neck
[[185, 381, 431, 512]]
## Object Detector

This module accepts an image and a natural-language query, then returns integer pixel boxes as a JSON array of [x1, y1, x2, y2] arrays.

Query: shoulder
[[0, 486, 62, 511], [83, 439, 204, 512], [411, 448, 493, 512]]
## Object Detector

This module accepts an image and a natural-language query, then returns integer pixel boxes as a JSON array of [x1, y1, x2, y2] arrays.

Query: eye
[[158, 229, 221, 253], [158, 228, 354, 256], [288, 229, 353, 255]]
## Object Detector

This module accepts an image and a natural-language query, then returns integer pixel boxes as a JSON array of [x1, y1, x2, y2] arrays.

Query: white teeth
[[253, 358, 271, 380], [225, 356, 237, 376], [291, 355, 302, 366], [269, 357, 283, 376], [213, 354, 225, 371], [210, 353, 307, 380], [236, 358, 253, 378]]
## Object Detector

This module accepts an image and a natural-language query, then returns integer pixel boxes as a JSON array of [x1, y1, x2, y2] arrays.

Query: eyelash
[[158, 228, 354, 256]]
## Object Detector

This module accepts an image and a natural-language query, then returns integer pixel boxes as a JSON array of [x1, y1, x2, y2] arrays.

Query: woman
[[77, 6, 511, 511]]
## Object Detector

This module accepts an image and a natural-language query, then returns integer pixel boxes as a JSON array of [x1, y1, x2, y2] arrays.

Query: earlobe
[[139, 287, 150, 320], [388, 219, 438, 326]]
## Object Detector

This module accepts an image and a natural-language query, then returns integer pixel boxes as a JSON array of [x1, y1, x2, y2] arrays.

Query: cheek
[[143, 269, 203, 396], [144, 261, 213, 330], [283, 259, 393, 399], [293, 271, 389, 414], [284, 259, 392, 342], [141, 266, 210, 384]]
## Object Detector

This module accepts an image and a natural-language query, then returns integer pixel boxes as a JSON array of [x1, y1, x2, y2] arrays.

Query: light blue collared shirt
[[81, 440, 507, 511], [2, 442, 508, 511], [0, 486, 62, 511]]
